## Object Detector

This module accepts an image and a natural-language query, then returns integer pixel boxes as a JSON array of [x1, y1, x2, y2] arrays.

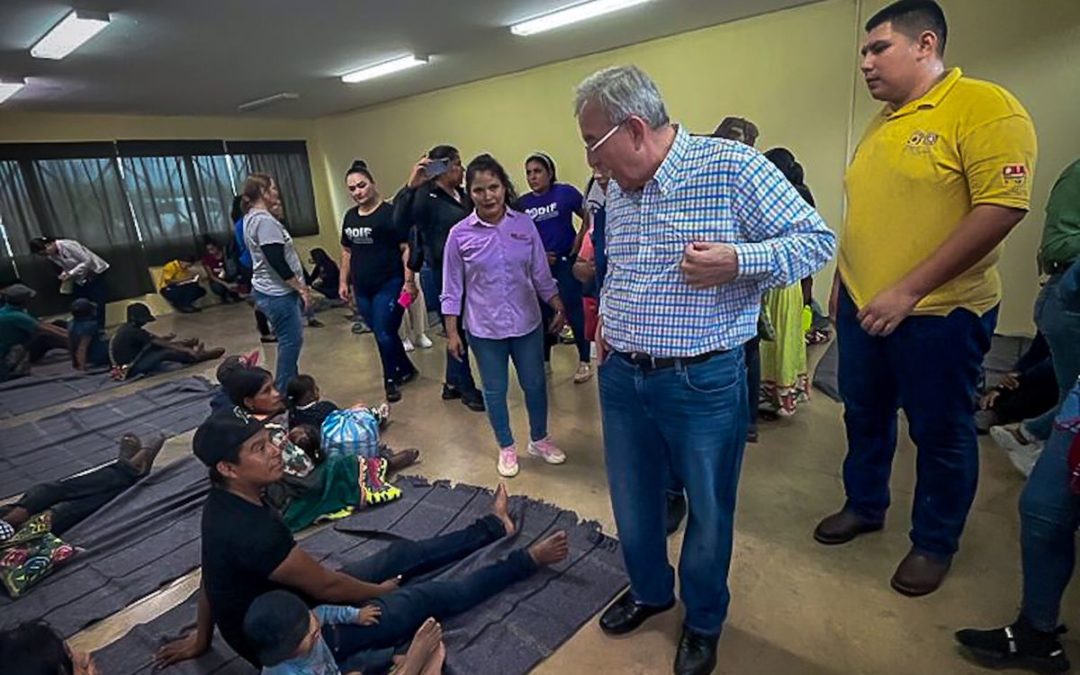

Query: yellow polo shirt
[[159, 260, 194, 290], [839, 68, 1037, 316]]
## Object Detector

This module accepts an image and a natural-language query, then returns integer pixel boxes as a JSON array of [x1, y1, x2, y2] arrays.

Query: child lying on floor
[[286, 374, 390, 431], [244, 590, 446, 675], [287, 374, 406, 462]]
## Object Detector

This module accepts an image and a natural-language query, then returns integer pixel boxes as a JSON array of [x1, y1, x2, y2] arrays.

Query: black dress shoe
[[813, 509, 883, 545], [441, 384, 462, 400], [666, 492, 687, 536], [385, 381, 402, 403], [675, 627, 720, 675], [599, 590, 675, 636], [460, 389, 486, 412]]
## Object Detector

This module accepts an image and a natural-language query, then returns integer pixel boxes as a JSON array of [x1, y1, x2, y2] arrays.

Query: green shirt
[[1039, 159, 1080, 272], [0, 305, 39, 361]]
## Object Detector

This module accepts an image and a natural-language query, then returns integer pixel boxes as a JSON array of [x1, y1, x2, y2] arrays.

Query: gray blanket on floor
[[0, 455, 210, 636], [92, 478, 628, 675], [0, 358, 189, 419], [811, 333, 1033, 403], [0, 376, 217, 499]]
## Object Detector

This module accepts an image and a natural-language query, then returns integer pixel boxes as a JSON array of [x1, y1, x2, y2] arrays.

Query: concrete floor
[[8, 301, 1077, 674]]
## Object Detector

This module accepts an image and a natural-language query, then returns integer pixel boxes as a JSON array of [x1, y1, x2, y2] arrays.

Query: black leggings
[[5, 462, 142, 534], [127, 345, 195, 378]]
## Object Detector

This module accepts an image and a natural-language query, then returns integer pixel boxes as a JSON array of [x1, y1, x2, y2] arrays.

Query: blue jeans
[[355, 276, 415, 385], [837, 286, 996, 556], [468, 327, 548, 448], [326, 516, 535, 657], [254, 290, 304, 394], [541, 256, 590, 363], [1019, 380, 1080, 632], [431, 262, 477, 393], [1024, 266, 1080, 440], [73, 272, 108, 330], [419, 263, 439, 313], [598, 349, 748, 635]]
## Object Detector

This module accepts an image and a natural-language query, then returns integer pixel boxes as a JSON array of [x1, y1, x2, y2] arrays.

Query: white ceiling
[[0, 0, 820, 119]]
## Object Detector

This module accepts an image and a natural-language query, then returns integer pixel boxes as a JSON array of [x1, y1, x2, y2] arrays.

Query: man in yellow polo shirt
[[813, 0, 1037, 597]]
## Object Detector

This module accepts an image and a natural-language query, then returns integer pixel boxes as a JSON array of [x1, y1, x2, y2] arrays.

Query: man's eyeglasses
[[585, 120, 625, 154]]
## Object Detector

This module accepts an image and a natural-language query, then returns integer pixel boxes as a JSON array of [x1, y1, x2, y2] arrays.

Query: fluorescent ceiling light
[[31, 9, 111, 60], [341, 55, 428, 84], [511, 0, 651, 36], [0, 80, 26, 105], [238, 92, 300, 113]]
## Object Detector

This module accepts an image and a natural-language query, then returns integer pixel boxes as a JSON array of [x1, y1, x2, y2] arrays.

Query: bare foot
[[492, 483, 516, 538], [528, 530, 570, 567], [386, 448, 420, 473], [117, 433, 142, 464], [130, 434, 167, 475], [196, 347, 226, 362], [397, 618, 443, 675], [421, 641, 446, 675]]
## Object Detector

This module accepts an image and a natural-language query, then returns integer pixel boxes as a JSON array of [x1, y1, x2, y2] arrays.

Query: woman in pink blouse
[[441, 154, 568, 478]]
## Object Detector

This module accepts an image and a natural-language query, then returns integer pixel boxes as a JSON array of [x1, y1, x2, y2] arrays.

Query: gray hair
[[574, 65, 670, 129]]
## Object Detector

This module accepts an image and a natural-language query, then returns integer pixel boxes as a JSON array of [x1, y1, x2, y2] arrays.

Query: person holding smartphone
[[338, 161, 417, 403], [516, 153, 592, 384], [442, 154, 567, 477], [393, 145, 485, 412]]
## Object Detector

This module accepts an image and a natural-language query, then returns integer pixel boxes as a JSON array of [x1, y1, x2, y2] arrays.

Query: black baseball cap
[[126, 302, 155, 324], [243, 590, 311, 666], [1, 283, 36, 306], [192, 407, 264, 467]]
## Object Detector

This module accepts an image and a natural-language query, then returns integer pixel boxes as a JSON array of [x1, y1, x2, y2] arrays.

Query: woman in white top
[[30, 236, 110, 329]]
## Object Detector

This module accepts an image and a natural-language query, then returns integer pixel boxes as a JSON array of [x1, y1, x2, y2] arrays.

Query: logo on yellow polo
[[905, 131, 939, 147]]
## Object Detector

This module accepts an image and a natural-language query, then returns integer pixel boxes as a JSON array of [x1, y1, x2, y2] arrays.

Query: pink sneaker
[[498, 446, 519, 477], [527, 437, 566, 464]]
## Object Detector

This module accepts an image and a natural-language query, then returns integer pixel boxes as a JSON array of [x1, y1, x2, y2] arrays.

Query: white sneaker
[[498, 446, 520, 477], [402, 338, 415, 352], [416, 334, 434, 349], [527, 437, 566, 464], [573, 362, 593, 384]]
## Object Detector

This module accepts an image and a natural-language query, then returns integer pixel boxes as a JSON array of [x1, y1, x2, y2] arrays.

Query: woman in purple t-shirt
[[442, 154, 569, 478], [516, 153, 593, 384]]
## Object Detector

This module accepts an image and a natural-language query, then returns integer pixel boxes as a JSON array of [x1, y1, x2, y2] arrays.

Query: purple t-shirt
[[517, 183, 584, 256]]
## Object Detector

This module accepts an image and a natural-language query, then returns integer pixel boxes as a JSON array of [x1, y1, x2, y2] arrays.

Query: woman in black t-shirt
[[338, 161, 417, 402]]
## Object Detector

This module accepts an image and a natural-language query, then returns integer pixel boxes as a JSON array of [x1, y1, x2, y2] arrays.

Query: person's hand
[[356, 604, 382, 626], [58, 271, 71, 282], [407, 155, 431, 189], [153, 633, 208, 669], [548, 308, 566, 335], [829, 273, 841, 320], [447, 333, 465, 362], [1000, 372, 1021, 390], [404, 279, 419, 300], [546, 252, 557, 266], [376, 575, 403, 595], [680, 242, 738, 289], [856, 284, 921, 336], [595, 315, 611, 364], [299, 287, 312, 313], [339, 283, 351, 303], [979, 389, 1001, 410]]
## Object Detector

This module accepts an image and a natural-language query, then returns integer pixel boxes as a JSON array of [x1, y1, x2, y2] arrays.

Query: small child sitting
[[286, 374, 390, 430], [243, 590, 446, 675]]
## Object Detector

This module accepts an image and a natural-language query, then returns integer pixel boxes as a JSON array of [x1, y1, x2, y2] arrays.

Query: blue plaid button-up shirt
[[600, 126, 837, 357]]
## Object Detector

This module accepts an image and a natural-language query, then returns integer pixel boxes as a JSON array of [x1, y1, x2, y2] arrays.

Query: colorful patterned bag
[[0, 512, 77, 598], [321, 408, 381, 460]]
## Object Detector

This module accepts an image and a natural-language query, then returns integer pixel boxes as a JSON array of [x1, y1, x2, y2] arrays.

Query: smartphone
[[397, 290, 414, 309], [423, 157, 450, 178]]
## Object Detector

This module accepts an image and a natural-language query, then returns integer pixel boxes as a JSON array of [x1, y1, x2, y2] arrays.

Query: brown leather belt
[[616, 350, 727, 372]]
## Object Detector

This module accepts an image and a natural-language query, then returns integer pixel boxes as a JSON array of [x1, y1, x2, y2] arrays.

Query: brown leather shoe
[[891, 549, 952, 596], [813, 509, 884, 545]]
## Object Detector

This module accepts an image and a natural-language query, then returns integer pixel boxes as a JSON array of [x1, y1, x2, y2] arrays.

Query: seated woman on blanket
[[221, 366, 405, 531], [0, 620, 99, 675], [154, 407, 569, 671], [0, 433, 165, 543]]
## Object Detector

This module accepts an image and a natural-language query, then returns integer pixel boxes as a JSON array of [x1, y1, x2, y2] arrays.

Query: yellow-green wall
[[3, 0, 1079, 333]]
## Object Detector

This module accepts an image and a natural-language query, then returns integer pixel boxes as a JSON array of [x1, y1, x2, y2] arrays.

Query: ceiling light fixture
[[0, 79, 26, 105], [510, 0, 652, 36], [31, 9, 112, 60], [238, 92, 301, 113], [341, 55, 428, 84]]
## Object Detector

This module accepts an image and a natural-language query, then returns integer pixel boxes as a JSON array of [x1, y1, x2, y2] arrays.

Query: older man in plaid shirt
[[575, 65, 835, 675]]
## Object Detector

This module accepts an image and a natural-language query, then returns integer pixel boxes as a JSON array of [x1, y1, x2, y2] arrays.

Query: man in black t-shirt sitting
[[154, 407, 569, 670], [109, 303, 225, 377]]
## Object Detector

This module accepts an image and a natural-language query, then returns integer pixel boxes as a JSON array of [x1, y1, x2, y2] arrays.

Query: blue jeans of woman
[[324, 515, 536, 661], [541, 256, 590, 363], [354, 276, 415, 385], [468, 326, 548, 448], [1018, 379, 1080, 631], [1023, 263, 1080, 440], [254, 290, 304, 394], [599, 349, 749, 635]]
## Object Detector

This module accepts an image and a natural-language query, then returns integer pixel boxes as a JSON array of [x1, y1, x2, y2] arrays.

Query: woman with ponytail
[[338, 161, 417, 402]]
